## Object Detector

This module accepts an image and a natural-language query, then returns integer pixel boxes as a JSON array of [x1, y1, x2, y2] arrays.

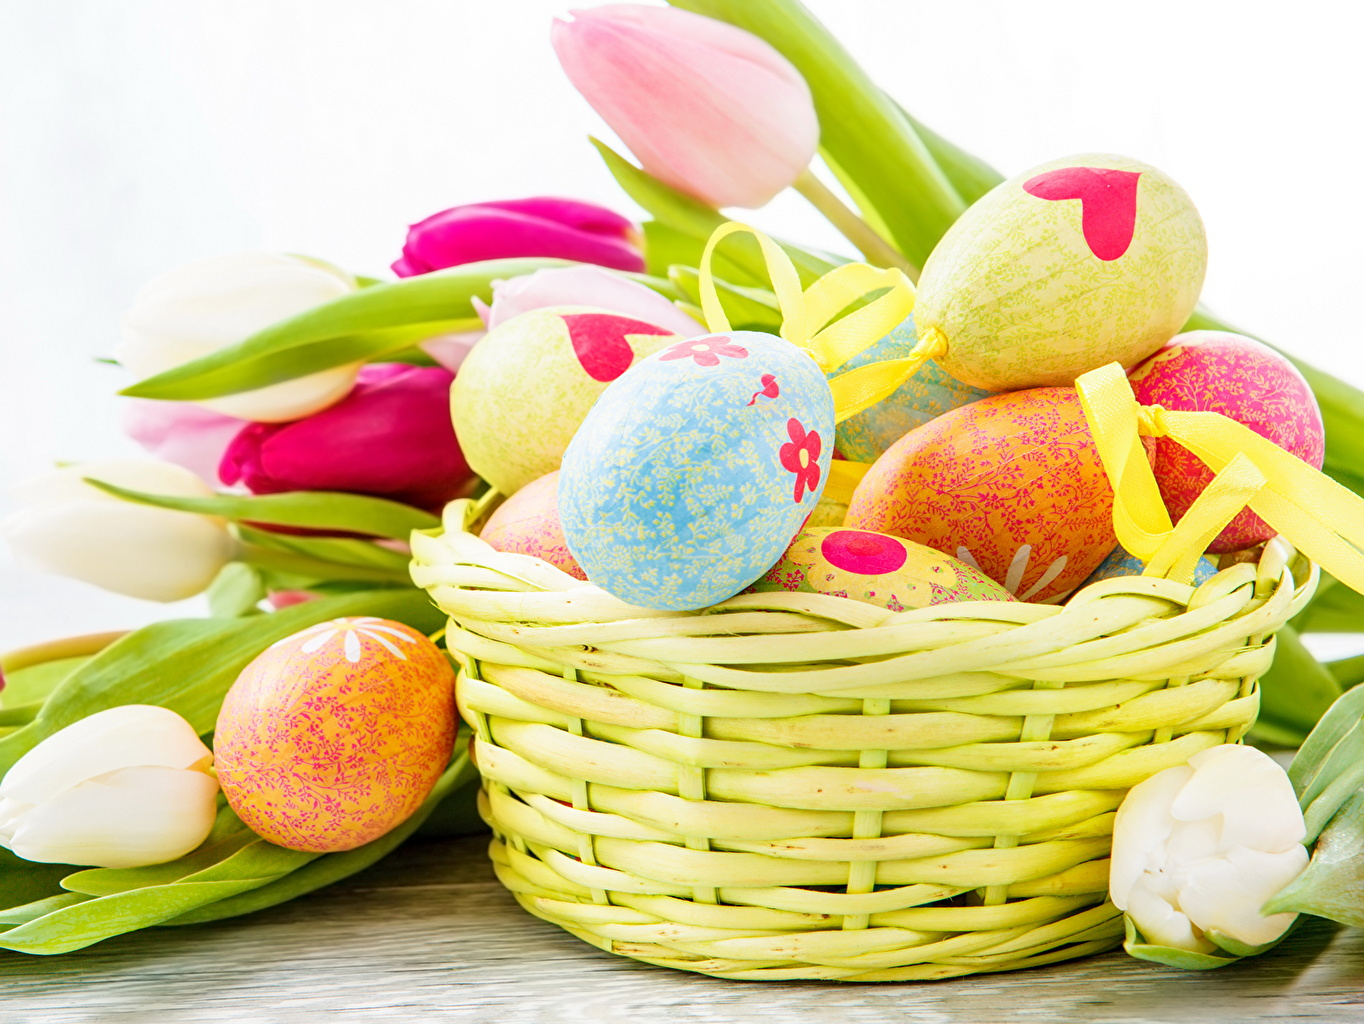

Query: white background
[[1, 0, 1362, 649]]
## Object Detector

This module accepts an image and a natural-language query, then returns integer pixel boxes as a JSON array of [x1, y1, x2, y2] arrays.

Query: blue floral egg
[[834, 316, 994, 463], [1080, 544, 1219, 588], [559, 331, 835, 611]]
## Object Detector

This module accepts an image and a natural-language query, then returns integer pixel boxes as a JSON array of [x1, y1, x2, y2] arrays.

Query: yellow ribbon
[[698, 222, 942, 423], [1077, 362, 1364, 590]]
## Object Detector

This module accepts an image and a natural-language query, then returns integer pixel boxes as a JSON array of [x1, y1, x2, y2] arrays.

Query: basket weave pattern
[[410, 503, 1316, 982]]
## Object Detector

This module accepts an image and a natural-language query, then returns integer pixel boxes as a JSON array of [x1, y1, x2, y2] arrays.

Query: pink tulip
[[122, 399, 247, 485], [392, 197, 644, 278], [219, 364, 474, 513], [553, 5, 819, 209]]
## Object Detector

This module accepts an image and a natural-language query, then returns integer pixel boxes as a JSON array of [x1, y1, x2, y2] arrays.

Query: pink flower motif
[[659, 336, 748, 368], [779, 418, 822, 503]]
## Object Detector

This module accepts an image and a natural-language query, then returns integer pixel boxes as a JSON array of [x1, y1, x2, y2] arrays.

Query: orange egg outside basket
[[407, 231, 1364, 982]]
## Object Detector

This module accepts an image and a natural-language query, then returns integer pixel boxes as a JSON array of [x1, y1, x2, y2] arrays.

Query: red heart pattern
[[1022, 167, 1142, 261]]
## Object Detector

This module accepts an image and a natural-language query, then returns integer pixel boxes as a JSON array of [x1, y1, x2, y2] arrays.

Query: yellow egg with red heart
[[451, 306, 680, 494], [914, 154, 1207, 391], [844, 387, 1116, 602], [214, 617, 457, 853], [750, 527, 1015, 610], [480, 470, 586, 580]]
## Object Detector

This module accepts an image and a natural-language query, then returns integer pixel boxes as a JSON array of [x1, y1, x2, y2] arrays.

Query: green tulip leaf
[[1257, 625, 1343, 735], [1327, 652, 1364, 688], [1121, 916, 1243, 970], [120, 258, 566, 401], [1292, 578, 1364, 634], [207, 563, 267, 618], [0, 589, 445, 777], [1288, 687, 1364, 803], [667, 267, 782, 333], [591, 137, 839, 288], [1264, 789, 1364, 925], [84, 479, 439, 540]]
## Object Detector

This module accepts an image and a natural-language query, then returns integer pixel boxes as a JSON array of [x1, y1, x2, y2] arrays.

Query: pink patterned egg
[[480, 471, 587, 580], [750, 527, 1015, 611], [214, 617, 456, 853], [1128, 331, 1324, 553], [844, 388, 1116, 602]]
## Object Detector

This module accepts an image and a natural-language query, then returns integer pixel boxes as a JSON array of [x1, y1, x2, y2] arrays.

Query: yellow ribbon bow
[[697, 222, 944, 425], [1077, 362, 1364, 589]]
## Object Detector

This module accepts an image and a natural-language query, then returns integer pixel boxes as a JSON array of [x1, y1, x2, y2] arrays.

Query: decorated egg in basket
[[560, 331, 834, 611], [450, 306, 679, 494], [749, 526, 1015, 611], [1079, 544, 1219, 589], [214, 617, 457, 853], [834, 315, 994, 463], [1128, 330, 1325, 553], [845, 387, 1116, 603], [914, 154, 1207, 391], [480, 470, 586, 580]]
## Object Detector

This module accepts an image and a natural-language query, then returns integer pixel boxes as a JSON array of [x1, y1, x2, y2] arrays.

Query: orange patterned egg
[[480, 471, 587, 580], [214, 617, 456, 853], [845, 388, 1116, 603]]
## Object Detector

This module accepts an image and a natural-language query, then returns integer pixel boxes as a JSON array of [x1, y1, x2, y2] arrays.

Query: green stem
[[792, 168, 918, 279]]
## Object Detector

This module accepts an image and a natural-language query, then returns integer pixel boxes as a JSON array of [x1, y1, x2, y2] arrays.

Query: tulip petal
[[123, 401, 247, 485], [0, 705, 213, 808], [7, 766, 218, 869], [486, 266, 704, 337], [553, 6, 818, 209], [1179, 845, 1308, 947], [1177, 745, 1307, 851], [1125, 880, 1213, 954], [1109, 764, 1188, 908]]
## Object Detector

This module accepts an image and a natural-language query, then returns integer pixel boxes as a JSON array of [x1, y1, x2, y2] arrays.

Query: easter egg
[[480, 471, 586, 580], [1079, 544, 1219, 588], [560, 331, 835, 611], [805, 494, 847, 529], [450, 306, 680, 494], [845, 387, 1116, 603], [1128, 330, 1325, 553], [750, 527, 1016, 611], [914, 154, 1207, 391], [834, 315, 994, 463], [214, 617, 456, 853]]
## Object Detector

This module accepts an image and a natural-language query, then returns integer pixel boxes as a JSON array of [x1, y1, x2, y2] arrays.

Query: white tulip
[[117, 252, 360, 422], [0, 705, 218, 869], [2, 459, 236, 602], [1110, 744, 1308, 954]]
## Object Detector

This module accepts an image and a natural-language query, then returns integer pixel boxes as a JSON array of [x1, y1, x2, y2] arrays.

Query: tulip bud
[[123, 399, 246, 485], [1110, 744, 1308, 954], [553, 5, 819, 209], [484, 265, 703, 337], [219, 364, 474, 513], [2, 460, 236, 602], [0, 705, 218, 869], [392, 197, 644, 278], [117, 252, 361, 423]]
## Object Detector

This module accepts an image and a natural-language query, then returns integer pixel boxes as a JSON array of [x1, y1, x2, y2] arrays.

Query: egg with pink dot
[[1127, 330, 1325, 553], [749, 527, 1015, 611], [480, 471, 586, 580], [559, 330, 834, 610]]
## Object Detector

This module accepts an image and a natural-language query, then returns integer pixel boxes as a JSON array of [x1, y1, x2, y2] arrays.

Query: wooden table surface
[[1, 833, 1361, 1024]]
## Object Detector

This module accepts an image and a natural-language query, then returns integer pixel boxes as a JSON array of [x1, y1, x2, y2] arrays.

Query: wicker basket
[[409, 499, 1317, 982]]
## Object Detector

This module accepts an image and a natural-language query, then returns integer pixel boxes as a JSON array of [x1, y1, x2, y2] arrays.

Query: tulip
[[1110, 744, 1308, 955], [0, 705, 218, 869], [2, 460, 236, 602], [553, 5, 819, 209], [219, 364, 474, 513], [117, 252, 361, 423], [392, 197, 644, 278], [122, 399, 246, 485]]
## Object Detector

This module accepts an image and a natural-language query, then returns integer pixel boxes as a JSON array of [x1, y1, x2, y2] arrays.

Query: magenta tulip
[[122, 399, 247, 485], [553, 5, 819, 209], [392, 197, 644, 278], [219, 364, 474, 512]]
